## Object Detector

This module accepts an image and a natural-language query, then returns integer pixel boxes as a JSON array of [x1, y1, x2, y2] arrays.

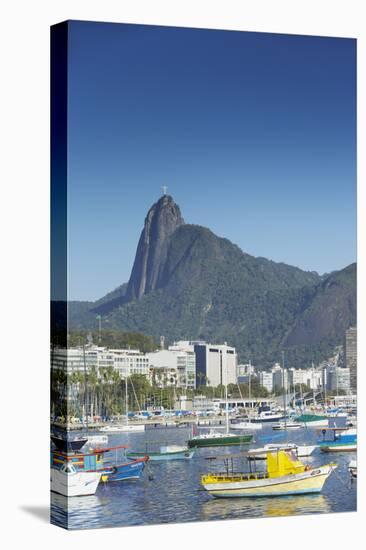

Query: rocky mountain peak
[[125, 194, 184, 300]]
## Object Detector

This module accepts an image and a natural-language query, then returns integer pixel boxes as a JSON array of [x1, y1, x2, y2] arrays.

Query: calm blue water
[[51, 424, 357, 530]]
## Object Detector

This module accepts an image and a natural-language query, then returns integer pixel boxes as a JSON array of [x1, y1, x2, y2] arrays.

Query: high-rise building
[[259, 371, 273, 393], [345, 326, 357, 392], [194, 342, 237, 387], [327, 366, 351, 394]]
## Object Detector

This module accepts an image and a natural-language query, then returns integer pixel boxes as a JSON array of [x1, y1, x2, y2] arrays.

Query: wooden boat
[[51, 444, 148, 482], [127, 445, 194, 461], [51, 463, 101, 497], [201, 450, 336, 498]]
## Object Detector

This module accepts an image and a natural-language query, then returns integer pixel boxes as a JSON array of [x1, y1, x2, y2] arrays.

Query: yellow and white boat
[[201, 450, 336, 498]]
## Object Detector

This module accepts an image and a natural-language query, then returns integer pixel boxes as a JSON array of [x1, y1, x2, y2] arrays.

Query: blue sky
[[66, 21, 356, 301]]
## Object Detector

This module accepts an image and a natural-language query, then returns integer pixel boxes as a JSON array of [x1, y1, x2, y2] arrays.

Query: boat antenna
[[83, 343, 89, 435]]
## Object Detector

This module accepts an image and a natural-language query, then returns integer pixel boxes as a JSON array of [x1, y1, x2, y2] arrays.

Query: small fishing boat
[[319, 427, 357, 453], [247, 443, 316, 459], [127, 445, 194, 461], [348, 460, 357, 478], [100, 456, 148, 482], [51, 444, 148, 482], [201, 449, 336, 498], [51, 463, 101, 497], [272, 421, 302, 431]]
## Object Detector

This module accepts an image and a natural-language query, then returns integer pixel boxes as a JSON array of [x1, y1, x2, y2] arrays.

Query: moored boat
[[188, 429, 253, 448], [295, 414, 328, 428], [201, 450, 336, 498], [319, 427, 357, 453], [51, 463, 101, 497], [230, 421, 263, 431], [272, 421, 302, 431], [247, 443, 316, 459], [251, 411, 285, 423], [51, 444, 148, 482], [51, 434, 88, 452], [127, 445, 194, 461], [99, 424, 145, 433]]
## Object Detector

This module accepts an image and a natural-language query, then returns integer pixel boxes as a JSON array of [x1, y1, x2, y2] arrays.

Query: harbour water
[[51, 424, 357, 529]]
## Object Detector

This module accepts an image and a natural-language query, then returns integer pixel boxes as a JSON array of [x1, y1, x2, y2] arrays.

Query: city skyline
[[67, 22, 356, 301]]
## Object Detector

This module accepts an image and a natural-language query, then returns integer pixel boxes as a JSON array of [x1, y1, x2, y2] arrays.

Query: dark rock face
[[125, 195, 184, 301], [73, 195, 356, 368]]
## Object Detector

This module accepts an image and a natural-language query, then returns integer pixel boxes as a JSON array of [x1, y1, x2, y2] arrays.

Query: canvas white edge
[[1, 1, 364, 550]]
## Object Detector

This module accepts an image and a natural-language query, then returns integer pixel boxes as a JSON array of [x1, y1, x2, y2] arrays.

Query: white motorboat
[[272, 421, 302, 431], [99, 424, 145, 433], [248, 443, 316, 459], [251, 411, 286, 423], [86, 434, 109, 445], [230, 421, 263, 431], [51, 463, 101, 497]]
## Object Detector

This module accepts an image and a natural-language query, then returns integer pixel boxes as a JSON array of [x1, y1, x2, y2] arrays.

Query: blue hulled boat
[[318, 428, 357, 452], [51, 443, 148, 482]]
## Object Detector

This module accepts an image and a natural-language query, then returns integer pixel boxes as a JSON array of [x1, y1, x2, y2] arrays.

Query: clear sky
[[66, 21, 356, 301]]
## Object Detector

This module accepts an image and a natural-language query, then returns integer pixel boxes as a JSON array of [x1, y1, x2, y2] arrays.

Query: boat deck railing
[[203, 471, 269, 482]]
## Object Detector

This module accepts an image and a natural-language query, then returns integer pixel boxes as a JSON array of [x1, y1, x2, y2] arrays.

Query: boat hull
[[51, 436, 88, 452], [99, 424, 145, 433], [202, 465, 334, 498], [101, 458, 147, 482], [188, 434, 253, 448], [320, 443, 357, 453], [127, 450, 194, 461], [51, 468, 101, 497], [231, 422, 263, 431]]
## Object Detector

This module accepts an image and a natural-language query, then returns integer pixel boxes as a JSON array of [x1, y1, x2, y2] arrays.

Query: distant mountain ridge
[[68, 195, 356, 368]]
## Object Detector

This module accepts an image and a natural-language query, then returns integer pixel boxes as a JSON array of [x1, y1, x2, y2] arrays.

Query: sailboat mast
[[125, 370, 129, 427], [83, 344, 89, 434], [248, 360, 252, 423], [282, 351, 287, 430], [224, 351, 229, 434]]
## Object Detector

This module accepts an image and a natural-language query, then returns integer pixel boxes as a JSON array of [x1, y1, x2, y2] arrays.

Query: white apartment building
[[272, 364, 288, 391], [259, 371, 273, 393], [147, 348, 196, 389], [51, 345, 149, 378], [194, 342, 237, 387], [327, 366, 351, 393]]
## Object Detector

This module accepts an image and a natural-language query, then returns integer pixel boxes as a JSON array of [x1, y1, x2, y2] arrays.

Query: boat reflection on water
[[51, 492, 105, 530], [200, 493, 331, 522]]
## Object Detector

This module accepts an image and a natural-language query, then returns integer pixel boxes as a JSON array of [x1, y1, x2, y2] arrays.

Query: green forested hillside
[[66, 225, 355, 368]]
